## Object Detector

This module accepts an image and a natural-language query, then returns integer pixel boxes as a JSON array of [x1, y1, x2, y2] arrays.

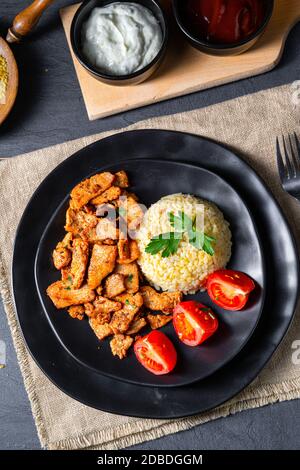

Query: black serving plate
[[35, 159, 265, 388], [12, 130, 299, 418]]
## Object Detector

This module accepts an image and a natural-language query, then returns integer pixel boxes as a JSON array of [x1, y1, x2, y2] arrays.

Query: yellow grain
[[137, 194, 232, 293], [0, 55, 9, 103]]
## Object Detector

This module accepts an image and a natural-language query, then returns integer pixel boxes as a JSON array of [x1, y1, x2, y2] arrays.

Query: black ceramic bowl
[[71, 0, 168, 86], [172, 0, 274, 56]]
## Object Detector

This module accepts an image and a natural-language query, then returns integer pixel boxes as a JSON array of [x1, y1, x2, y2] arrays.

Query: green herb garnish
[[145, 231, 183, 258], [145, 211, 216, 258], [125, 299, 130, 305], [169, 211, 192, 232], [127, 274, 133, 283], [170, 211, 216, 256]]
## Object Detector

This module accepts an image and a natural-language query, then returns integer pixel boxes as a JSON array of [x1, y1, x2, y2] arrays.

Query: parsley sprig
[[145, 211, 216, 258], [145, 231, 183, 258]]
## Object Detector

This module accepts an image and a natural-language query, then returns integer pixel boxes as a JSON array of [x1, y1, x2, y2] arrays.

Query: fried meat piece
[[84, 295, 121, 321], [68, 305, 85, 320], [94, 296, 122, 313], [94, 311, 110, 325], [118, 196, 144, 231], [62, 232, 73, 249], [81, 226, 99, 244], [110, 334, 133, 359], [47, 281, 95, 309], [114, 171, 129, 188], [147, 314, 173, 329], [117, 239, 140, 264], [87, 244, 117, 289], [102, 239, 117, 245], [93, 296, 122, 324], [115, 292, 143, 312], [70, 238, 89, 289], [65, 207, 98, 235], [104, 273, 126, 298], [53, 246, 71, 271], [110, 292, 143, 333], [91, 186, 121, 205], [52, 233, 73, 270], [61, 266, 72, 285], [110, 308, 136, 334], [140, 286, 182, 314], [126, 316, 147, 335], [123, 190, 139, 202], [84, 302, 95, 318], [96, 286, 103, 295], [117, 239, 129, 261], [115, 262, 139, 294], [96, 218, 119, 240], [70, 172, 115, 209], [89, 318, 113, 340]]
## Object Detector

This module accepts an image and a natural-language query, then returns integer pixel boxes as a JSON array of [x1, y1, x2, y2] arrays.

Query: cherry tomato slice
[[206, 269, 255, 311], [173, 301, 219, 346], [134, 330, 177, 375]]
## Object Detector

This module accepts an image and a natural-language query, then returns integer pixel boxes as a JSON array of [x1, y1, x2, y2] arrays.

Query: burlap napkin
[[1, 84, 300, 450]]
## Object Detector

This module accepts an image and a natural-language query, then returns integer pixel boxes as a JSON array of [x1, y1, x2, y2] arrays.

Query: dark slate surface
[[0, 0, 299, 450]]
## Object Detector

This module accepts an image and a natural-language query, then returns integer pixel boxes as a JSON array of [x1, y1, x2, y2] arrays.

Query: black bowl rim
[[172, 0, 274, 50], [70, 0, 169, 81]]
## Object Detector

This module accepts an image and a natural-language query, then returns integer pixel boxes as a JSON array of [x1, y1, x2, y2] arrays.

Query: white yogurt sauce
[[81, 2, 163, 76]]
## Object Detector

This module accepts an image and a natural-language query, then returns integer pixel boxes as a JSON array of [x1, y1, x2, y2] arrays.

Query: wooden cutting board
[[60, 0, 300, 121]]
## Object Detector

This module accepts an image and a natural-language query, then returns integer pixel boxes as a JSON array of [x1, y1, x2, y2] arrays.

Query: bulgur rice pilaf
[[137, 194, 232, 294]]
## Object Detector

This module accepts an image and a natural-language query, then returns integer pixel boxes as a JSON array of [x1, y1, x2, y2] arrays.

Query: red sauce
[[183, 0, 267, 44]]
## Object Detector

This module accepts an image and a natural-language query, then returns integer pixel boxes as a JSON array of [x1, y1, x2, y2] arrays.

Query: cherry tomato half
[[206, 269, 255, 311], [173, 301, 219, 346], [134, 330, 177, 375]]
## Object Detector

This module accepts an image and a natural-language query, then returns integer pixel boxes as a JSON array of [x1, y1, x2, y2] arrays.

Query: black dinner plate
[[34, 159, 265, 387], [12, 130, 299, 418]]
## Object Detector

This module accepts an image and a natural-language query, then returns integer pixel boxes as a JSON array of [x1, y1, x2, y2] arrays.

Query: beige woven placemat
[[1, 84, 300, 450]]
